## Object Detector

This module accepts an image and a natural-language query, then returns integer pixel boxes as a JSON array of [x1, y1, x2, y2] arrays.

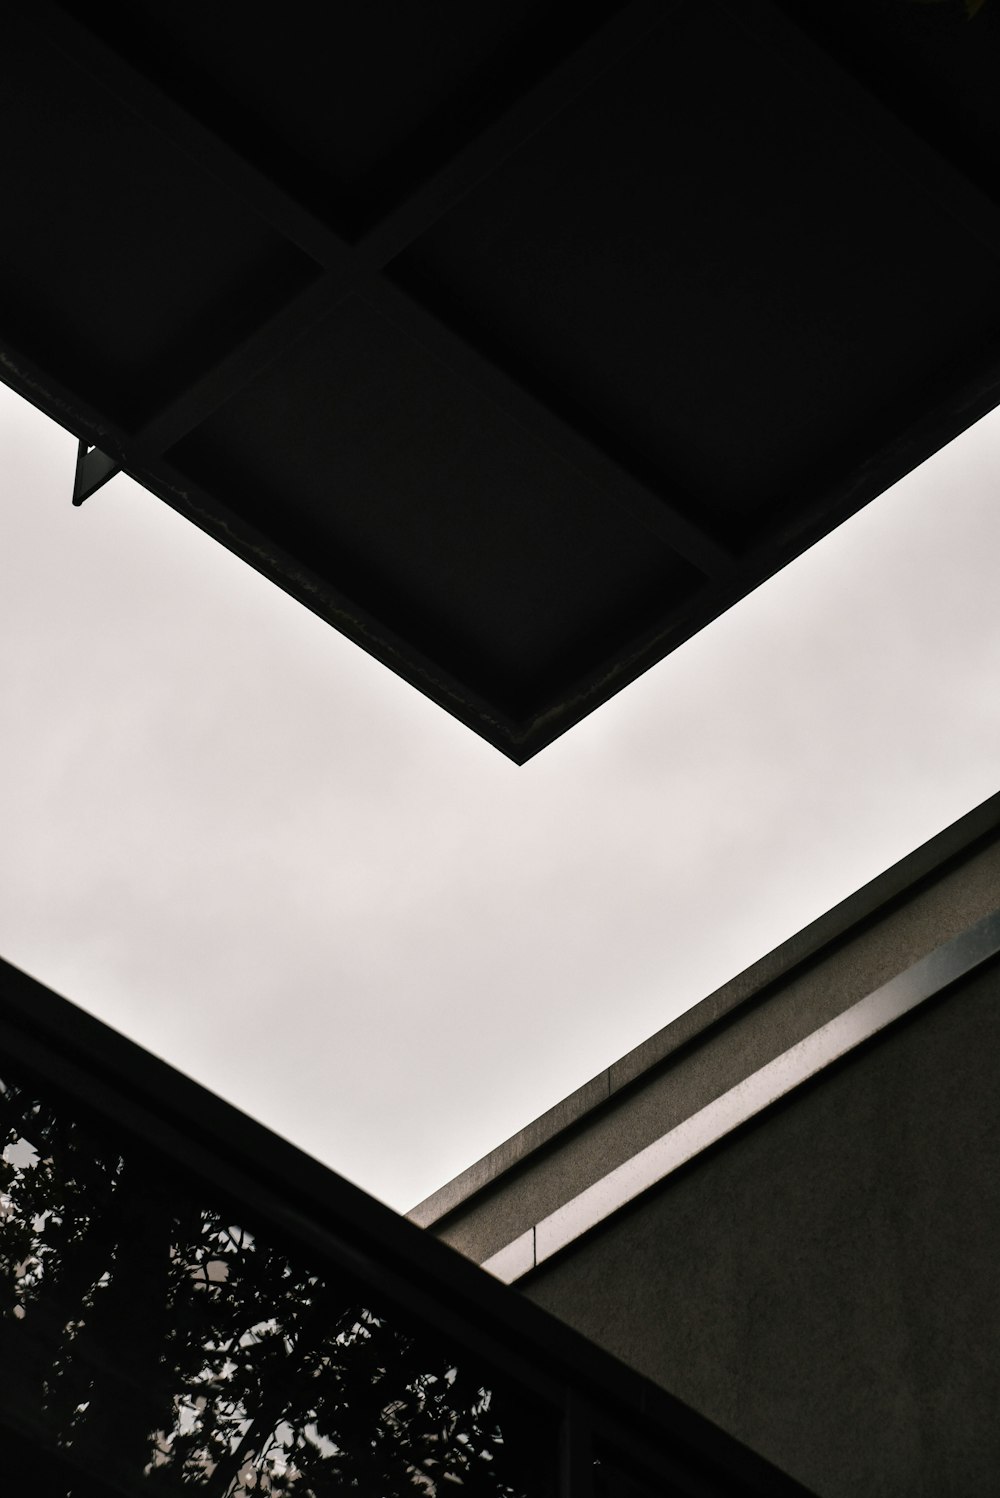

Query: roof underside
[[3, 0, 1000, 760]]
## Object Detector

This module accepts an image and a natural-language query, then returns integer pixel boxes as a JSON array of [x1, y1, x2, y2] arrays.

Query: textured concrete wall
[[415, 800, 1000, 1494], [521, 962, 1000, 1497]]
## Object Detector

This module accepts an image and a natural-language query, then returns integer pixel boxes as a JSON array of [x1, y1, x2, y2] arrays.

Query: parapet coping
[[409, 788, 1000, 1229], [481, 907, 1000, 1281]]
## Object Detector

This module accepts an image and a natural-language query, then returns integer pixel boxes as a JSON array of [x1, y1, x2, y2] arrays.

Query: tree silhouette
[[0, 1068, 554, 1496]]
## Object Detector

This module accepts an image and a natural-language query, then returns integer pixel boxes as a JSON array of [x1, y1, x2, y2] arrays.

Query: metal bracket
[[72, 440, 120, 505]]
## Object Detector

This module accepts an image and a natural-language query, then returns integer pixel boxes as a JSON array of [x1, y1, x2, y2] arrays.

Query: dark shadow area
[[0, 1061, 555, 1495], [0, 956, 816, 1497]]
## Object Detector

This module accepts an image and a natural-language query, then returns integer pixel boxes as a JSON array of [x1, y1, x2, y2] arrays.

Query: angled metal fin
[[72, 441, 120, 506]]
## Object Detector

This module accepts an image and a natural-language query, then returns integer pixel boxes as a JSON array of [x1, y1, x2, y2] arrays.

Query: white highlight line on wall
[[482, 908, 1000, 1283]]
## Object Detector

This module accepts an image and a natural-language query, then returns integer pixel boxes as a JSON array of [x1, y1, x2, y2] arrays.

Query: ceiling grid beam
[[25, 0, 727, 571]]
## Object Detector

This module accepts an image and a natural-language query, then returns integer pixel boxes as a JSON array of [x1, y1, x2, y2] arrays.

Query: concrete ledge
[[410, 789, 1000, 1251], [482, 908, 1000, 1280], [408, 1070, 610, 1228]]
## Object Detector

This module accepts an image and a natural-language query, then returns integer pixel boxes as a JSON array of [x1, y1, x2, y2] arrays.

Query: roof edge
[[409, 787, 1000, 1227]]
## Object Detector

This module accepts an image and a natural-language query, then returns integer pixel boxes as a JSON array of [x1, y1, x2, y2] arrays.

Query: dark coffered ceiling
[[3, 0, 1000, 759]]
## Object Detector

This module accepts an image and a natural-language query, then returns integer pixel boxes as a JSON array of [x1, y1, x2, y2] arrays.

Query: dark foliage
[[0, 1070, 552, 1496]]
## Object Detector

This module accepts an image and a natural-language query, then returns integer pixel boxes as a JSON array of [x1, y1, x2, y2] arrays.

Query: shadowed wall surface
[[522, 962, 1000, 1496], [415, 797, 1000, 1495]]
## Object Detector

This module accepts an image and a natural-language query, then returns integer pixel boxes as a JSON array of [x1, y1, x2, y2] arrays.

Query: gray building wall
[[413, 793, 1000, 1496], [523, 960, 1000, 1496]]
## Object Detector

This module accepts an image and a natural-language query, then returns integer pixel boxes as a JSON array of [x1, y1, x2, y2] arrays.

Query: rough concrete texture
[[420, 814, 1000, 1267], [408, 1071, 609, 1229], [608, 805, 1000, 1095], [521, 962, 1000, 1497]]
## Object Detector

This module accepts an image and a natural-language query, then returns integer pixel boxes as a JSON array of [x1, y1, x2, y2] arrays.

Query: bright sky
[[2, 380, 999, 1211]]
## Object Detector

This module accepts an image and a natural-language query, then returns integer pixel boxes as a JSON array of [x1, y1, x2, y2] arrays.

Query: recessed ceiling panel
[[73, 0, 627, 217], [393, 3, 1000, 549], [0, 27, 318, 423], [776, 0, 1000, 198], [168, 297, 702, 719]]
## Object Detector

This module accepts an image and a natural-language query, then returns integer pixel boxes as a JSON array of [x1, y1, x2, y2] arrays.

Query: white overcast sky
[[1, 380, 999, 1211]]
